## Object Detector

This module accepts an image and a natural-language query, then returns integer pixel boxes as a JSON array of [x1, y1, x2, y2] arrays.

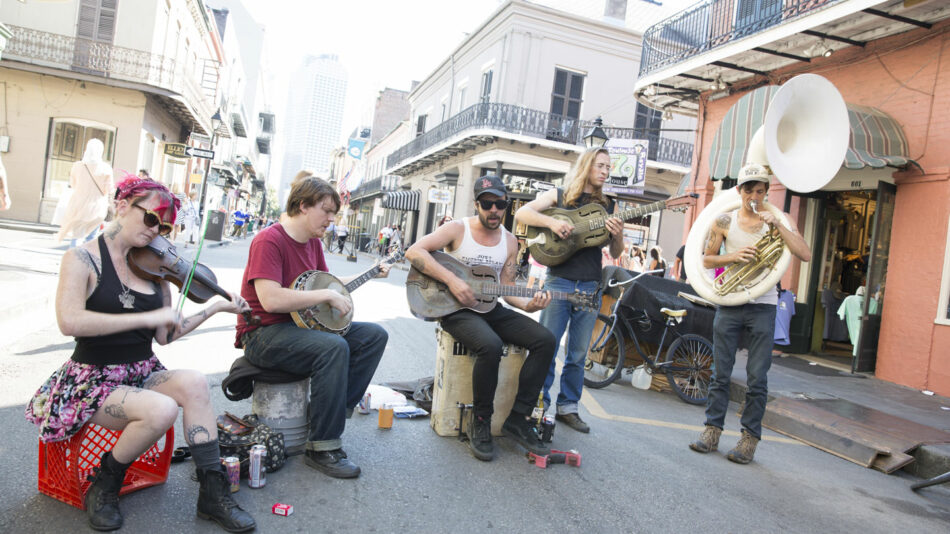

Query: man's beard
[[477, 211, 502, 230]]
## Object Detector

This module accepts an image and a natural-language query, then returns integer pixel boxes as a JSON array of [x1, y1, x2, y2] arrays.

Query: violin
[[127, 235, 261, 326]]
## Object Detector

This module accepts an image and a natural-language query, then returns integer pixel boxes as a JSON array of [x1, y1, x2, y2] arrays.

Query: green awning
[[710, 88, 916, 181]]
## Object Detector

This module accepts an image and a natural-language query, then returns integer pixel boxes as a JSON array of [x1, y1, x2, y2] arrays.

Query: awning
[[382, 190, 420, 211], [709, 87, 916, 181]]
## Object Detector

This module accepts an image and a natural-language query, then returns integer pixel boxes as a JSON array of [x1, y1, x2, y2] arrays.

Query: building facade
[[382, 0, 696, 257], [278, 54, 346, 206], [634, 0, 950, 394]]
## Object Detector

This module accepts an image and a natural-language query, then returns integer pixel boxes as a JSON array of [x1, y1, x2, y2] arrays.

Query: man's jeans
[[539, 276, 600, 415], [243, 321, 387, 452], [704, 303, 777, 439], [440, 305, 556, 420]]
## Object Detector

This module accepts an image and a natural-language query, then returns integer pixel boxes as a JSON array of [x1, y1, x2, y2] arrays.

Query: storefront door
[[853, 181, 896, 372]]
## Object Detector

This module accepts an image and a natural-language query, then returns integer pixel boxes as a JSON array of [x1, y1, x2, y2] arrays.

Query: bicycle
[[583, 270, 714, 405]]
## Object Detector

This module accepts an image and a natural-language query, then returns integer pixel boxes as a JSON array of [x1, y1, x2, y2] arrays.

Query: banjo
[[290, 251, 403, 334], [406, 250, 597, 321]]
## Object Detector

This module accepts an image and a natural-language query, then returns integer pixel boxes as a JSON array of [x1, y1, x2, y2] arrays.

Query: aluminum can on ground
[[358, 392, 371, 414], [248, 445, 267, 488], [223, 456, 240, 493]]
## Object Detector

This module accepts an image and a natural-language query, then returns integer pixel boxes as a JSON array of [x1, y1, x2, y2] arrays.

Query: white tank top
[[724, 210, 778, 305], [449, 217, 509, 279]]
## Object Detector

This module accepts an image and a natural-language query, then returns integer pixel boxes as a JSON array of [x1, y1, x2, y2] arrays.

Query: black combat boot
[[84, 451, 129, 531], [196, 466, 256, 532]]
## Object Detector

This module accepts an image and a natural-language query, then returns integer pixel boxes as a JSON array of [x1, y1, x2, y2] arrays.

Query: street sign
[[163, 143, 187, 158], [186, 146, 214, 159]]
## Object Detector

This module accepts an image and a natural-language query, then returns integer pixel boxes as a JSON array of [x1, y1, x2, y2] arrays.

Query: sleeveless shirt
[[449, 217, 508, 279], [548, 189, 615, 282], [723, 209, 778, 305], [71, 236, 163, 365]]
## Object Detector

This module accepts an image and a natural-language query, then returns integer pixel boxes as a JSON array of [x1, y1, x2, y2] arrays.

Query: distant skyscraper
[[279, 54, 347, 204]]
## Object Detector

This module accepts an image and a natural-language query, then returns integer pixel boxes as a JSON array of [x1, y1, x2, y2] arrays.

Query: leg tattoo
[[142, 371, 173, 389], [186, 424, 212, 445], [104, 403, 128, 420]]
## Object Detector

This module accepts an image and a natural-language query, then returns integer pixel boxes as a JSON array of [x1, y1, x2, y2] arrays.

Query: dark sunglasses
[[132, 204, 174, 236], [477, 199, 509, 211]]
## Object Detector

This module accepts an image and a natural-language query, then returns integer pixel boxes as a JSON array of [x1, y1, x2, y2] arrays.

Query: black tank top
[[71, 236, 163, 365], [548, 190, 614, 282]]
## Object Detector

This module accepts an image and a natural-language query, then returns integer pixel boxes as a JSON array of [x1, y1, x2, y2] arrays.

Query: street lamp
[[583, 117, 609, 148], [198, 110, 224, 219]]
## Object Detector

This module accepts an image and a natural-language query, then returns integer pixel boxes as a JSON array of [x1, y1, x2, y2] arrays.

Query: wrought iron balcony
[[3, 24, 216, 133], [386, 102, 692, 172], [639, 0, 844, 78], [350, 176, 398, 200]]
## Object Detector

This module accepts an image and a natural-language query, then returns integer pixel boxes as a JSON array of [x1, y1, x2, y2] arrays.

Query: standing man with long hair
[[515, 147, 624, 433]]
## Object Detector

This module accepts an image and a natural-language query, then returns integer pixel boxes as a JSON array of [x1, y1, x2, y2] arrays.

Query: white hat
[[737, 163, 771, 186]]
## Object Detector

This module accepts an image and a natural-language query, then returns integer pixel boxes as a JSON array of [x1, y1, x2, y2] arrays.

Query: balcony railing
[[350, 176, 397, 199], [3, 24, 215, 126], [639, 0, 841, 77], [386, 102, 693, 171]]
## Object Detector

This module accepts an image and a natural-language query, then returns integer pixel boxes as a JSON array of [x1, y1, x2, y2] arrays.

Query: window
[[480, 70, 493, 104], [457, 86, 467, 113], [550, 68, 585, 119], [74, 0, 118, 73], [440, 102, 447, 122], [938, 214, 950, 325], [415, 115, 427, 137], [633, 102, 662, 160]]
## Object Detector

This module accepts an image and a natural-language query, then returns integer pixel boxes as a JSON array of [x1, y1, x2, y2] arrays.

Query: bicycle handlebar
[[608, 269, 663, 288]]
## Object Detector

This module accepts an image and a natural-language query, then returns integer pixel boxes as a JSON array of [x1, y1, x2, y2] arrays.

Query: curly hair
[[562, 147, 609, 208]]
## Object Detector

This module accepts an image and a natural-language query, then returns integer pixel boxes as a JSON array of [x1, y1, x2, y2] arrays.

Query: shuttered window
[[550, 68, 584, 120], [77, 0, 118, 43]]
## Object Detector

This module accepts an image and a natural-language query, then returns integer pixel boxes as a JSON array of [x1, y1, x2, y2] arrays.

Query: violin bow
[[175, 200, 213, 315]]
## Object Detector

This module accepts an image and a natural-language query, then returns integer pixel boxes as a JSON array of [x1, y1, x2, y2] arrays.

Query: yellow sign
[[189, 173, 203, 185], [164, 143, 187, 158]]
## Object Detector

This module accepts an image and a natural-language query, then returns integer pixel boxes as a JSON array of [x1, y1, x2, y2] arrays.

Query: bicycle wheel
[[663, 334, 714, 405], [583, 314, 625, 389]]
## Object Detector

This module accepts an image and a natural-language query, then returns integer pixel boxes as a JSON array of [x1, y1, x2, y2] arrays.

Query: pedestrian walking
[[56, 139, 114, 248], [0, 153, 10, 211], [336, 220, 349, 253]]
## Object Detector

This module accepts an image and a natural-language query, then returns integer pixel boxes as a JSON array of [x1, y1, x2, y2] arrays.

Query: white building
[[278, 54, 347, 206]]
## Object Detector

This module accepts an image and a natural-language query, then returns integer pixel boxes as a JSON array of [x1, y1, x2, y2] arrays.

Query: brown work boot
[[688, 425, 722, 453], [726, 430, 760, 464]]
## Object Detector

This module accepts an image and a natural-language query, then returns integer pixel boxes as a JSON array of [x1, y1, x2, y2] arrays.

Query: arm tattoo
[[104, 222, 122, 240], [143, 371, 173, 389], [186, 424, 212, 445], [501, 259, 517, 282], [104, 403, 128, 420], [75, 248, 101, 276], [715, 213, 731, 230], [410, 257, 426, 273]]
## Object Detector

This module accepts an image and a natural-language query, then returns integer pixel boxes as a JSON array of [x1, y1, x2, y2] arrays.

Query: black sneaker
[[555, 413, 590, 434], [467, 414, 494, 461], [502, 413, 550, 456], [304, 449, 361, 478]]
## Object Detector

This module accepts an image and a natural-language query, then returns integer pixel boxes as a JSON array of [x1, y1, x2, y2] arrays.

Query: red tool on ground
[[528, 449, 582, 469]]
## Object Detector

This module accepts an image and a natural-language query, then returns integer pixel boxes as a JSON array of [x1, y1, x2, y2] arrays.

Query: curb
[[0, 219, 58, 235]]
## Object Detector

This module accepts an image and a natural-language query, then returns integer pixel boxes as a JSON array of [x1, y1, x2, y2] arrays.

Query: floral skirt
[[24, 355, 165, 443]]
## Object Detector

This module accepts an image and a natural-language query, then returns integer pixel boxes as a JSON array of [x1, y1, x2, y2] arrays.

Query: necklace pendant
[[118, 292, 135, 309]]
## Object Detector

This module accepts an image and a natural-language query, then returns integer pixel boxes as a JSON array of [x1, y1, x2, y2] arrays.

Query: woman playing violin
[[24, 175, 256, 532]]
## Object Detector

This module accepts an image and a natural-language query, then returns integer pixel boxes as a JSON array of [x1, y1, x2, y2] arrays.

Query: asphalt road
[[1, 236, 948, 533]]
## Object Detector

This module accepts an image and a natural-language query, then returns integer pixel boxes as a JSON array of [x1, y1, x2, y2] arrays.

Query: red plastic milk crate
[[38, 423, 173, 510]]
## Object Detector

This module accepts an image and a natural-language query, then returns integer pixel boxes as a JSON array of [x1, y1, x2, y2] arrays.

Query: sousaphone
[[683, 74, 850, 305]]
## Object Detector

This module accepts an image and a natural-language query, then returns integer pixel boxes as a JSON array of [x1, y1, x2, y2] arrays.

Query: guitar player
[[235, 175, 389, 480], [514, 147, 624, 434], [405, 175, 558, 462]]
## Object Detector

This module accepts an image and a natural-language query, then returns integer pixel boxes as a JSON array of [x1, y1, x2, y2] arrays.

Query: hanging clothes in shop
[[837, 289, 879, 356], [821, 287, 850, 342], [774, 290, 796, 345]]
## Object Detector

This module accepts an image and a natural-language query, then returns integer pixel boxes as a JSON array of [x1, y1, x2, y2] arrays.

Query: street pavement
[[0, 230, 948, 533]]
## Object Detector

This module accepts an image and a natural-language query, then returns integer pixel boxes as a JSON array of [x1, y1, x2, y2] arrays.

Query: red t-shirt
[[235, 223, 328, 347]]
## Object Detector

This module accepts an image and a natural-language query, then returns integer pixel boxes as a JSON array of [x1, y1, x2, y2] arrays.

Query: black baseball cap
[[473, 174, 507, 199]]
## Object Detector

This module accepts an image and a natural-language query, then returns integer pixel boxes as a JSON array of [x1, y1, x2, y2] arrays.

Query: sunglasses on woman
[[477, 199, 509, 211], [132, 204, 174, 236]]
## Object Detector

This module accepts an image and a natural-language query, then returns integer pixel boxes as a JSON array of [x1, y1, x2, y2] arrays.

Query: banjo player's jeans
[[539, 276, 600, 415], [243, 321, 388, 452], [440, 305, 556, 420], [703, 303, 777, 440]]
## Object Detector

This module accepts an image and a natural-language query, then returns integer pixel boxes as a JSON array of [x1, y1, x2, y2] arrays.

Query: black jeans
[[243, 321, 388, 451], [440, 305, 556, 419]]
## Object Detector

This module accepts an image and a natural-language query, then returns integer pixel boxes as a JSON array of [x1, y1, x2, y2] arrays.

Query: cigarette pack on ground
[[272, 503, 294, 516]]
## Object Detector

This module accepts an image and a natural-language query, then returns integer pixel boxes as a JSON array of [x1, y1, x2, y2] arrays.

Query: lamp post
[[583, 116, 609, 148], [198, 110, 223, 219]]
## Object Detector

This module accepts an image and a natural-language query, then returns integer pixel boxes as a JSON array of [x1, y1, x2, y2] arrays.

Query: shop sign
[[605, 138, 648, 193], [164, 143, 188, 158], [428, 188, 452, 204]]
